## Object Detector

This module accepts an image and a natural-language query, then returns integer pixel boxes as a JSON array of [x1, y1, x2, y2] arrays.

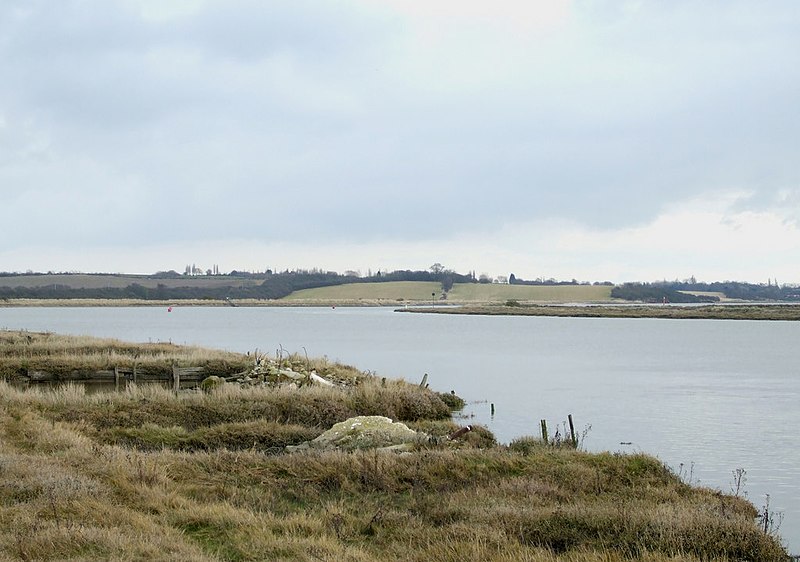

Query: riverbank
[[0, 331, 789, 560], [398, 303, 800, 321], [6, 298, 800, 322]]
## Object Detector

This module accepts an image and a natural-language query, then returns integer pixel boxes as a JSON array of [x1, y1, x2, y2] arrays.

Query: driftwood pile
[[219, 352, 354, 390]]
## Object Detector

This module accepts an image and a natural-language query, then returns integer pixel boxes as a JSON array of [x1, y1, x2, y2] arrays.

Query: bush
[[435, 391, 465, 410]]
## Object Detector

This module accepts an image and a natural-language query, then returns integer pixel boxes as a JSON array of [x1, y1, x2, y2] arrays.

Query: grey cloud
[[1, 0, 799, 258], [171, 1, 394, 62]]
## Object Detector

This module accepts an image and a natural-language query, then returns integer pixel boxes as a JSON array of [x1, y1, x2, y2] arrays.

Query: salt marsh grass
[[0, 330, 251, 378], [0, 332, 789, 561]]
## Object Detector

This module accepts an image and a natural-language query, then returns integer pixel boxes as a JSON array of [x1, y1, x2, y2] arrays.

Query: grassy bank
[[0, 331, 254, 380], [0, 332, 789, 560], [447, 283, 613, 302], [399, 303, 800, 321]]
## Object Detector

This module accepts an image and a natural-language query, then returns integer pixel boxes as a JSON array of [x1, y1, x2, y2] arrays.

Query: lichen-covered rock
[[199, 375, 225, 392], [286, 415, 426, 453]]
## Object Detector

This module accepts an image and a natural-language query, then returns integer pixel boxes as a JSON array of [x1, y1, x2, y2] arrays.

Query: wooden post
[[568, 414, 577, 448], [133, 360, 138, 383], [172, 365, 180, 393], [418, 373, 428, 388], [540, 419, 548, 444], [114, 366, 120, 392], [490, 403, 495, 416], [448, 425, 472, 440]]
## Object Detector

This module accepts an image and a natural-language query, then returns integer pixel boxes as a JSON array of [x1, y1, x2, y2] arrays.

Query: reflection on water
[[1, 305, 799, 552]]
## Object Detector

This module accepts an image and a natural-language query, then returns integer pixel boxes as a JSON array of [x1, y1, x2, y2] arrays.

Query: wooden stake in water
[[490, 403, 495, 416]]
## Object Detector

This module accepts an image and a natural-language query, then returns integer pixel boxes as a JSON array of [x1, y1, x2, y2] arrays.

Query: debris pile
[[220, 352, 360, 389]]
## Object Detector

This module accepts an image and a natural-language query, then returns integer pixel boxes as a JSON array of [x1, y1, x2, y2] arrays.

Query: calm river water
[[2, 306, 798, 552]]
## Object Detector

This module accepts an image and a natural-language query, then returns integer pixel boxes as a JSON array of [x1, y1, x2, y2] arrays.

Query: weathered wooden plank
[[22, 366, 207, 384], [28, 371, 55, 382]]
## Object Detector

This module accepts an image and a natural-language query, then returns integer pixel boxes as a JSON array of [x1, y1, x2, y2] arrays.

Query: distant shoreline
[[5, 299, 800, 320], [396, 303, 800, 321]]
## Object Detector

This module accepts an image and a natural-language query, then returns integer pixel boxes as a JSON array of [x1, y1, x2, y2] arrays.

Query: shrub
[[435, 391, 466, 410]]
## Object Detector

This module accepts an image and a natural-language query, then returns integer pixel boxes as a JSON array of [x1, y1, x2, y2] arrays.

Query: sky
[[1, 0, 799, 283]]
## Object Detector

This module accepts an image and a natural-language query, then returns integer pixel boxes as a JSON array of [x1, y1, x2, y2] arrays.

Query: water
[[1, 305, 798, 552]]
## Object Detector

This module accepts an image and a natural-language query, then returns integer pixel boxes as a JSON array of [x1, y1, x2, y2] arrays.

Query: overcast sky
[[1, 0, 799, 283]]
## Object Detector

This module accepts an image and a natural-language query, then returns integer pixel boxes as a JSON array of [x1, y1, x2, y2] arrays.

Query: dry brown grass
[[0, 384, 788, 561], [0, 330, 252, 378], [0, 333, 789, 561]]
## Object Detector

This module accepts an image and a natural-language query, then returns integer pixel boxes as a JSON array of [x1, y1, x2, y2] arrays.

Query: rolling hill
[[283, 282, 613, 302]]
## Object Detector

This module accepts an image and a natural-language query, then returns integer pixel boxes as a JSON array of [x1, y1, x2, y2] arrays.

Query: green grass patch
[[283, 282, 613, 303], [283, 281, 442, 301], [447, 283, 613, 302], [102, 420, 320, 452]]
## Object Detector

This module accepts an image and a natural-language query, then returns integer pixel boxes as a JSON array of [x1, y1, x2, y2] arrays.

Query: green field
[[448, 283, 613, 302], [283, 281, 443, 301], [284, 282, 613, 302]]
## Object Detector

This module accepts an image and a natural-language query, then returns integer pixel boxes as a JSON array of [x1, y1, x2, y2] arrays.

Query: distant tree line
[[612, 281, 800, 303], [508, 274, 613, 287], [7, 269, 796, 302], [0, 267, 476, 301], [673, 280, 800, 301], [610, 284, 717, 303]]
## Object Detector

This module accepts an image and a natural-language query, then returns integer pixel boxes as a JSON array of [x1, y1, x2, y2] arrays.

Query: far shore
[[397, 303, 800, 321], [4, 298, 800, 321]]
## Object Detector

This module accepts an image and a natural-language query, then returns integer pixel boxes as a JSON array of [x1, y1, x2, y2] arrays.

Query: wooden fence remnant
[[568, 414, 577, 447]]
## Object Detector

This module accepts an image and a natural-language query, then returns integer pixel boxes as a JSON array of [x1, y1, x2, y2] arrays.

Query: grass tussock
[[16, 378, 451, 440], [0, 332, 790, 561]]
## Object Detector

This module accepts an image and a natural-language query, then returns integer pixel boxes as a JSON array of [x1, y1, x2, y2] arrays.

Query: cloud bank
[[1, 1, 798, 281]]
